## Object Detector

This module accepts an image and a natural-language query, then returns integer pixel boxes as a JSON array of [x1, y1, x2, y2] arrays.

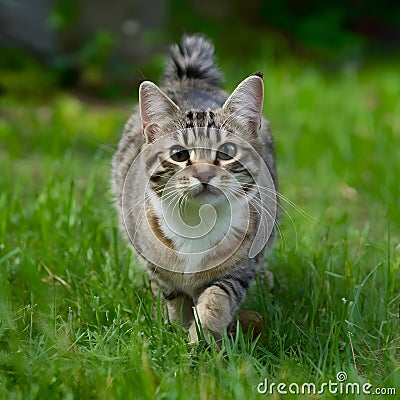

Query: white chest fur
[[150, 192, 249, 273]]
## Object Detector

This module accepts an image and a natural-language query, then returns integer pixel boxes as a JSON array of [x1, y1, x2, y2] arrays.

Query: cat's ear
[[139, 81, 180, 143], [222, 74, 264, 132]]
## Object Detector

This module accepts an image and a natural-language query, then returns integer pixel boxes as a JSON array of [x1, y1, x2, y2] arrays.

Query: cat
[[111, 34, 278, 343]]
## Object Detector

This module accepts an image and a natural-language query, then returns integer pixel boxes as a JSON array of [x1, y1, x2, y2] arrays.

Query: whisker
[[223, 186, 290, 248], [240, 183, 318, 223], [224, 187, 286, 248]]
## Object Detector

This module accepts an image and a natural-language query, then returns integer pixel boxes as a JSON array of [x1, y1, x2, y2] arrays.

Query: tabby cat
[[111, 34, 278, 343]]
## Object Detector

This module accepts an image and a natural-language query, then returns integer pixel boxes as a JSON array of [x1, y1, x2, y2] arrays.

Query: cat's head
[[139, 75, 268, 204]]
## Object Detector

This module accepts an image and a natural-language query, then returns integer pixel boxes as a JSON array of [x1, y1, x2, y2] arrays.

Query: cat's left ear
[[139, 81, 181, 143], [222, 74, 264, 132]]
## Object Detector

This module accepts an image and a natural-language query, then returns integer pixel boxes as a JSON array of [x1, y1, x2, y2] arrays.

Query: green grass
[[0, 55, 399, 399]]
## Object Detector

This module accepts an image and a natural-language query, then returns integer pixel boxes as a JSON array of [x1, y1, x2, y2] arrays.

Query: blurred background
[[1, 0, 400, 97]]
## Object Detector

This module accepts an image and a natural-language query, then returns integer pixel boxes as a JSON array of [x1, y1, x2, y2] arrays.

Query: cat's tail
[[162, 34, 222, 87]]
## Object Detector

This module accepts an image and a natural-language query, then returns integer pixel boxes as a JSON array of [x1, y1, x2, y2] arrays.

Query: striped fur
[[162, 34, 222, 86], [111, 35, 277, 342]]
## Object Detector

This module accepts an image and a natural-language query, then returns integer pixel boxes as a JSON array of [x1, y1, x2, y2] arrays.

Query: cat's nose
[[195, 171, 214, 185]]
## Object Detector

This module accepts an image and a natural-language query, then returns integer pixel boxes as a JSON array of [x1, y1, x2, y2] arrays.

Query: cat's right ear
[[139, 81, 180, 143], [222, 75, 264, 134]]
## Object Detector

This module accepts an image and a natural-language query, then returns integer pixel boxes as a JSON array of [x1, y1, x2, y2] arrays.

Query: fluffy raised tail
[[162, 34, 222, 87]]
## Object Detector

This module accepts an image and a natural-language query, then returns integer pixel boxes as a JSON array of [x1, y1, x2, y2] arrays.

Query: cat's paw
[[166, 294, 194, 330], [188, 286, 231, 343], [188, 321, 207, 344]]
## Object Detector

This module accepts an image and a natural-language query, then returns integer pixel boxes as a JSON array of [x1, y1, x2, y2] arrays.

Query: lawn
[[0, 52, 399, 399]]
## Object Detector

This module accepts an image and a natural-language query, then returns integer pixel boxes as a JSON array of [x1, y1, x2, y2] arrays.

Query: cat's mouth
[[189, 183, 223, 200]]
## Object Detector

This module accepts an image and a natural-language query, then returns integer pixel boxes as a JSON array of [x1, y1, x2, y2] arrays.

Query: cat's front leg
[[166, 294, 194, 331], [189, 279, 247, 343]]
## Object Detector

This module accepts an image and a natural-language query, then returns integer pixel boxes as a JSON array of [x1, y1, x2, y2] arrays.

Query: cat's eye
[[170, 145, 190, 162], [216, 142, 236, 160]]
